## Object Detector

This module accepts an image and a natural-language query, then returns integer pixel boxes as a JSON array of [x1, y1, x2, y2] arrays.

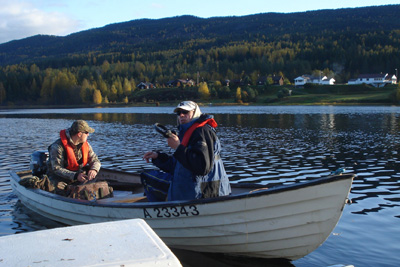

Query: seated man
[[142, 100, 231, 201], [47, 120, 101, 195]]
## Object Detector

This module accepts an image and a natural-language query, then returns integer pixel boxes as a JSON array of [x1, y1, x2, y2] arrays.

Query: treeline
[[0, 5, 399, 105], [0, 61, 264, 105]]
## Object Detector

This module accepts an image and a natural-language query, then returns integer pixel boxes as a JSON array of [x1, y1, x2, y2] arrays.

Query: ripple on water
[[1, 112, 400, 266]]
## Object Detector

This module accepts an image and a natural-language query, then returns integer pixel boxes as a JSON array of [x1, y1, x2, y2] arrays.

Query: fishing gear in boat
[[154, 123, 177, 138]]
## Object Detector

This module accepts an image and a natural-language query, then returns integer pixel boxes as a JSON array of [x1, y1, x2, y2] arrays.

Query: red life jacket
[[60, 129, 89, 171], [181, 118, 218, 147]]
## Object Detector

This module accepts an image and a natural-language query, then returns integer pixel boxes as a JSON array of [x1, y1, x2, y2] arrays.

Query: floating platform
[[0, 218, 182, 266]]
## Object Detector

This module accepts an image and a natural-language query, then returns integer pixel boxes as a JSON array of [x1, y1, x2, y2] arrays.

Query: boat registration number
[[143, 205, 200, 218]]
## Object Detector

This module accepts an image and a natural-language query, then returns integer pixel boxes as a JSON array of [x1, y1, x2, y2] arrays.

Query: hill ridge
[[0, 4, 399, 66]]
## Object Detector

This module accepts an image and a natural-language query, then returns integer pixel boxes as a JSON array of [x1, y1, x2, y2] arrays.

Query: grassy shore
[[1, 84, 399, 109], [253, 84, 398, 106]]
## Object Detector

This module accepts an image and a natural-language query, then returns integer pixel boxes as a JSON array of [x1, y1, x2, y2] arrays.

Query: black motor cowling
[[30, 151, 48, 177]]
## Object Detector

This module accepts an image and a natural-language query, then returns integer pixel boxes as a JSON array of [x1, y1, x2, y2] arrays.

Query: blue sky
[[0, 0, 399, 44]]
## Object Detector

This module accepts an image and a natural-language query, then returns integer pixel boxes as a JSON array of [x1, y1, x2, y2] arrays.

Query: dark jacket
[[153, 114, 231, 201]]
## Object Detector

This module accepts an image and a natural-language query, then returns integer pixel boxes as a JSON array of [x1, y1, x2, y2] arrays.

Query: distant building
[[166, 79, 195, 87], [272, 76, 284, 86], [137, 82, 155, 89], [294, 75, 335, 87], [347, 73, 397, 87], [321, 77, 336, 85], [222, 80, 230, 86], [257, 75, 284, 86]]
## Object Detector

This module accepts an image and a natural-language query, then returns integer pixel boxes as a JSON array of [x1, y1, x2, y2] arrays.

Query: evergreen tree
[[396, 83, 400, 103], [0, 82, 5, 104]]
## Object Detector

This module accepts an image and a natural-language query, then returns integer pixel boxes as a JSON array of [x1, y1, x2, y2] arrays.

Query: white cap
[[174, 101, 197, 112]]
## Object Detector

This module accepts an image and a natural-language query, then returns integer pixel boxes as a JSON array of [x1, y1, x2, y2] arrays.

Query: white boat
[[10, 168, 354, 261]]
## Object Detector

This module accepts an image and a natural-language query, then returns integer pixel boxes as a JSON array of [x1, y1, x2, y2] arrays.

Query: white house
[[321, 77, 336, 85], [294, 75, 335, 87], [347, 73, 397, 87]]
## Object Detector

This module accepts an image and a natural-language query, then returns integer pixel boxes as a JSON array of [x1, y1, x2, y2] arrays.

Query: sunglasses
[[176, 110, 190, 116]]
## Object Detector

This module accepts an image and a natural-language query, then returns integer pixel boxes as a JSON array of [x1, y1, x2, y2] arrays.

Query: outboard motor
[[30, 151, 48, 177]]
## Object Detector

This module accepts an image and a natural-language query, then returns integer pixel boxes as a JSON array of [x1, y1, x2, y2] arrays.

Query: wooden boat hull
[[10, 169, 354, 260]]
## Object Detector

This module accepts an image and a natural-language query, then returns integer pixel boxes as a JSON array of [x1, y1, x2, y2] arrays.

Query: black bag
[[140, 170, 171, 202]]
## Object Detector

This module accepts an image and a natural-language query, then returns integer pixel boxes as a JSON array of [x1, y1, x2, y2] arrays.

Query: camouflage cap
[[70, 120, 95, 133]]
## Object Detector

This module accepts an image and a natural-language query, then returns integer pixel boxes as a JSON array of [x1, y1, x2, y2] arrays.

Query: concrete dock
[[0, 218, 181, 266]]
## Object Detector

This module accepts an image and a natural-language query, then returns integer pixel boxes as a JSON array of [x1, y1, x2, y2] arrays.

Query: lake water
[[1, 105, 399, 267]]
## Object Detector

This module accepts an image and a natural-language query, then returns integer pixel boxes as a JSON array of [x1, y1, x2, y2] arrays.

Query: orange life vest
[[181, 118, 218, 147], [60, 129, 89, 171]]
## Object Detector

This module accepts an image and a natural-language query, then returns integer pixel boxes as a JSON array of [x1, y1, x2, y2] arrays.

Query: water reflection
[[0, 108, 400, 266]]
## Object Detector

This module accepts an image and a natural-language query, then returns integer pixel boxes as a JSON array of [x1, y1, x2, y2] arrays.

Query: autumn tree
[[97, 78, 109, 97], [112, 77, 123, 98], [93, 89, 102, 104], [52, 69, 78, 105], [130, 78, 137, 92], [123, 78, 132, 96], [214, 80, 222, 89], [198, 82, 210, 99], [236, 87, 242, 103], [109, 85, 118, 102], [101, 60, 110, 74], [40, 68, 56, 104], [80, 79, 93, 103]]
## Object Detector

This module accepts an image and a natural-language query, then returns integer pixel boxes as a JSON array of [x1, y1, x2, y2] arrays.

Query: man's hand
[[87, 169, 97, 180], [143, 151, 158, 163], [77, 172, 88, 182], [167, 134, 180, 149]]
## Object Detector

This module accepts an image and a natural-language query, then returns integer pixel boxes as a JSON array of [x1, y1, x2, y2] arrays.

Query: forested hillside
[[0, 5, 399, 106]]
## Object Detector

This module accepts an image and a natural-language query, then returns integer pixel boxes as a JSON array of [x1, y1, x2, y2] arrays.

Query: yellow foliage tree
[[236, 87, 242, 103], [123, 78, 132, 96], [130, 78, 137, 91], [122, 96, 129, 104], [101, 60, 110, 74], [80, 78, 94, 103], [198, 82, 210, 99], [93, 89, 102, 104]]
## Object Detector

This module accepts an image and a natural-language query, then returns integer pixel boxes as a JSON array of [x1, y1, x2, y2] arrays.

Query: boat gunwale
[[9, 170, 355, 209]]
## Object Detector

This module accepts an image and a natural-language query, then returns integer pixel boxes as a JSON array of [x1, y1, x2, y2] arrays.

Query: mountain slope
[[0, 5, 399, 66]]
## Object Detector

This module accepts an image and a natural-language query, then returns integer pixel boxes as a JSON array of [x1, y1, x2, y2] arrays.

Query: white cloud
[[0, 1, 80, 44], [151, 3, 165, 9]]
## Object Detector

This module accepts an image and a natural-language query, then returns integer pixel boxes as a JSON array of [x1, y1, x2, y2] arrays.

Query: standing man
[[47, 120, 101, 194], [142, 101, 231, 201]]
